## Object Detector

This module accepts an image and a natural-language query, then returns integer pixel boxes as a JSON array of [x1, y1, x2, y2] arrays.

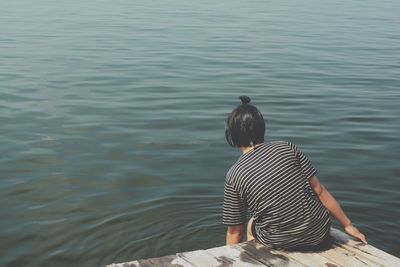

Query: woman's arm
[[226, 224, 245, 245], [310, 175, 367, 244]]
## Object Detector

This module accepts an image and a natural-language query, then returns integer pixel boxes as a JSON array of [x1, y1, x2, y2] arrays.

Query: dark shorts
[[289, 232, 333, 252]]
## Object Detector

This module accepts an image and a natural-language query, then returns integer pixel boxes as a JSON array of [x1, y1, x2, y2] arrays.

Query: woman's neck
[[240, 143, 262, 154]]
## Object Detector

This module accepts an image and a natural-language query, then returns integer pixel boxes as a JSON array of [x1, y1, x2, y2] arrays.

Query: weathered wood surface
[[105, 228, 400, 267]]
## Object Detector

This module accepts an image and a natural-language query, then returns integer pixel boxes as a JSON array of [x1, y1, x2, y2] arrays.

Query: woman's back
[[223, 141, 331, 249]]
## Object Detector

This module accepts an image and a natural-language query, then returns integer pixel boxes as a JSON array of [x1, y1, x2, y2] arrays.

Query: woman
[[223, 95, 366, 250]]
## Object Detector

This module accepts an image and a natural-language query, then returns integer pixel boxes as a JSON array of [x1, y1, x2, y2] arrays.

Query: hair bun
[[239, 95, 251, 105]]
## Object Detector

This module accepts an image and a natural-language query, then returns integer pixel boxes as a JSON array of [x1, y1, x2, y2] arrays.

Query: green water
[[1, 0, 399, 266]]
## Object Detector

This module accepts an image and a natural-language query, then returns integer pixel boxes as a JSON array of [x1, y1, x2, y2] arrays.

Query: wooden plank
[[319, 244, 379, 267], [169, 255, 196, 267], [176, 250, 222, 267], [283, 250, 344, 267], [105, 228, 400, 267], [330, 228, 400, 267], [105, 260, 140, 267], [235, 240, 308, 267], [106, 255, 194, 267], [142, 255, 194, 267], [206, 244, 267, 266]]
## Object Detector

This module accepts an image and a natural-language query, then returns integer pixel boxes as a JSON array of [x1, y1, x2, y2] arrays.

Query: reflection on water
[[1, 0, 400, 266]]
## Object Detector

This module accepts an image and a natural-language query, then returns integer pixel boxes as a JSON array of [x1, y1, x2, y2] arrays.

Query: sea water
[[0, 0, 399, 266]]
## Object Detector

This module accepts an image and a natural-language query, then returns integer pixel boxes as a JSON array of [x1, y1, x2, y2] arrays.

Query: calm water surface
[[1, 0, 399, 266]]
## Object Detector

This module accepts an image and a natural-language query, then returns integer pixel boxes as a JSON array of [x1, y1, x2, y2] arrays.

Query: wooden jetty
[[105, 228, 400, 267]]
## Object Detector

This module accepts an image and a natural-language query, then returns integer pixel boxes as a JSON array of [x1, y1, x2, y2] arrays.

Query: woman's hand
[[345, 224, 367, 244]]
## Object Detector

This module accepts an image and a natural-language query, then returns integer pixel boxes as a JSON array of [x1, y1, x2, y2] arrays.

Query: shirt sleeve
[[290, 142, 317, 180], [223, 182, 246, 225]]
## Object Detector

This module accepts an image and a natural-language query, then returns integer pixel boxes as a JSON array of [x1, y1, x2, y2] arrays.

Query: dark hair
[[225, 96, 265, 147]]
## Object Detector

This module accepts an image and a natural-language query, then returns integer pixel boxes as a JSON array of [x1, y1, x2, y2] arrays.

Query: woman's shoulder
[[265, 140, 293, 149], [268, 140, 288, 145], [226, 161, 243, 183], [262, 141, 298, 157]]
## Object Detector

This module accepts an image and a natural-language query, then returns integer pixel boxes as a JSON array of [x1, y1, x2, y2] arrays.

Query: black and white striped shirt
[[223, 141, 331, 249]]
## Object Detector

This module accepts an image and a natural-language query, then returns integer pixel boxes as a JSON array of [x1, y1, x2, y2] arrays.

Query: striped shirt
[[223, 141, 331, 249]]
